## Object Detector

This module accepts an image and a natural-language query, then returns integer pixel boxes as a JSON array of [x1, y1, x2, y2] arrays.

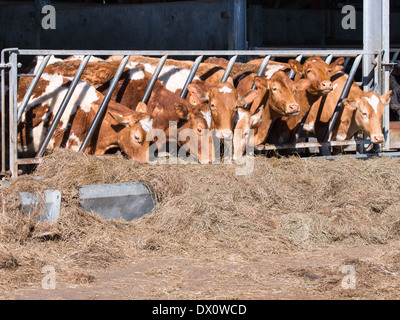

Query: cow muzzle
[[371, 134, 384, 143], [219, 129, 233, 139], [286, 103, 300, 115], [320, 80, 333, 94]]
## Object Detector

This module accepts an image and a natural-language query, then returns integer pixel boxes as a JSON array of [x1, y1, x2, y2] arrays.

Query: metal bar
[[390, 51, 399, 62], [8, 52, 18, 178], [17, 55, 51, 121], [220, 55, 238, 83], [17, 158, 43, 165], [303, 151, 400, 161], [288, 54, 302, 79], [1, 56, 6, 173], [14, 49, 380, 57], [258, 139, 372, 151], [140, 55, 167, 104], [36, 55, 92, 158], [322, 54, 363, 142], [382, 0, 391, 152], [242, 54, 270, 110], [180, 55, 203, 99], [79, 55, 130, 153]]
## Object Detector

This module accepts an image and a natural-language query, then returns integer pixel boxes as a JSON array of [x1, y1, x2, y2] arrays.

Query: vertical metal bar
[[220, 55, 238, 83], [322, 54, 362, 142], [141, 55, 167, 104], [228, 0, 247, 51], [382, 0, 391, 151], [363, 0, 381, 92], [289, 54, 302, 79], [79, 55, 130, 153], [1, 53, 6, 172], [8, 52, 18, 178], [180, 55, 203, 99], [242, 55, 270, 110], [17, 55, 51, 121], [36, 55, 92, 158]]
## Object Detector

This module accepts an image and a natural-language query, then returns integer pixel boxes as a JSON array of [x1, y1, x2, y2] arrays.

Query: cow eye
[[197, 127, 203, 134], [272, 87, 278, 91], [307, 70, 312, 74], [361, 111, 369, 118]]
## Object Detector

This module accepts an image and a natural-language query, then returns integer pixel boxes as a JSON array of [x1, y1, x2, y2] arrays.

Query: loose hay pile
[[0, 148, 400, 291]]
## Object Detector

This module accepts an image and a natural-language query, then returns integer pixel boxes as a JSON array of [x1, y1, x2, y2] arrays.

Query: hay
[[1, 148, 400, 292]]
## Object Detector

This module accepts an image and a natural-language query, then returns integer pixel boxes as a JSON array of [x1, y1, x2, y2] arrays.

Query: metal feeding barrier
[[0, 48, 395, 178]]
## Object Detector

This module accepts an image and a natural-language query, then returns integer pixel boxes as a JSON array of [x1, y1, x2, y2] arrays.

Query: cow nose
[[220, 129, 233, 139], [199, 159, 212, 164], [321, 81, 333, 91], [286, 104, 300, 115], [371, 134, 384, 143]]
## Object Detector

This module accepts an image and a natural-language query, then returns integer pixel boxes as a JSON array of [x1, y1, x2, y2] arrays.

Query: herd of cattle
[[16, 54, 394, 163]]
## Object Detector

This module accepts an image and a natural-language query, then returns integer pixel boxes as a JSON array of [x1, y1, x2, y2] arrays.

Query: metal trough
[[19, 189, 61, 221], [78, 182, 155, 221]]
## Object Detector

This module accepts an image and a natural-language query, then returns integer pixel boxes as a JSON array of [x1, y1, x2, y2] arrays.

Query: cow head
[[253, 72, 311, 117], [107, 102, 153, 162], [187, 82, 258, 140], [289, 56, 345, 96], [172, 102, 215, 164], [335, 91, 392, 143]]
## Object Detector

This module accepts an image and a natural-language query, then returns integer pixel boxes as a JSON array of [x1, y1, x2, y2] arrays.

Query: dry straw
[[0, 148, 400, 291]]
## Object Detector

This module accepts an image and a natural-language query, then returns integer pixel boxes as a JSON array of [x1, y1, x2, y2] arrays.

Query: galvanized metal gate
[[0, 48, 396, 178]]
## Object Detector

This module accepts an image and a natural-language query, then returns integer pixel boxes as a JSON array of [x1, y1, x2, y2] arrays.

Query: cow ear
[[343, 98, 358, 111], [237, 89, 259, 106], [380, 90, 392, 105], [174, 103, 189, 120], [187, 84, 208, 104], [295, 79, 311, 91], [253, 76, 269, 90], [108, 111, 134, 126], [135, 101, 148, 113], [288, 59, 303, 74], [329, 57, 345, 73]]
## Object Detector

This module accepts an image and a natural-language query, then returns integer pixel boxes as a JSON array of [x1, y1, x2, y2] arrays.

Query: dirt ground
[[1, 150, 400, 300], [4, 241, 400, 300]]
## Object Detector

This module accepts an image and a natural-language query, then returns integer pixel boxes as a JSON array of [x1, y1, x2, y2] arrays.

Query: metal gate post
[[8, 51, 19, 178], [382, 0, 391, 151]]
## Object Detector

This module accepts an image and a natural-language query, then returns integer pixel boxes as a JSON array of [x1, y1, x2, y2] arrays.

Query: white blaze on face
[[139, 118, 153, 133], [200, 110, 212, 128], [219, 86, 232, 94], [303, 121, 315, 133], [363, 94, 380, 115], [264, 65, 284, 79]]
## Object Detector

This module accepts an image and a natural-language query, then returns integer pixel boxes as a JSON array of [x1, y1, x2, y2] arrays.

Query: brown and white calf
[[43, 58, 215, 163], [17, 73, 153, 162], [108, 55, 259, 142]]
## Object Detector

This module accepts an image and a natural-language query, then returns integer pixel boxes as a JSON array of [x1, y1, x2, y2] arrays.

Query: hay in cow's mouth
[[1, 148, 400, 292]]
